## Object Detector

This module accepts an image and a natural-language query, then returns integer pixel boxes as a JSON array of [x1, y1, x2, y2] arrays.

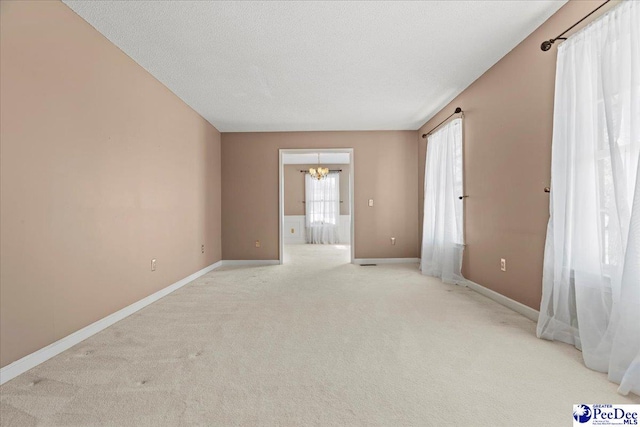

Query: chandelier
[[309, 153, 329, 180]]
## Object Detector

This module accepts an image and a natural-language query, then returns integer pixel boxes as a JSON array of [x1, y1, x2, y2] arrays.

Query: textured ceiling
[[63, 1, 566, 132]]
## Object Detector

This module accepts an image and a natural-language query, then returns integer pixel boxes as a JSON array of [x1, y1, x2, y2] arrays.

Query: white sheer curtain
[[537, 0, 640, 396], [305, 173, 340, 244], [421, 118, 465, 284]]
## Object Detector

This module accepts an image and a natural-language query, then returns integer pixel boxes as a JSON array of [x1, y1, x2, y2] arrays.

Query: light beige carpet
[[1, 244, 638, 426]]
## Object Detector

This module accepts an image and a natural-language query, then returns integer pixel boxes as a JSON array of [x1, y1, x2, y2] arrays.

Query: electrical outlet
[[391, 237, 396, 245], [201, 244, 205, 254], [500, 258, 506, 272], [255, 240, 261, 248], [368, 199, 374, 207], [290, 228, 295, 234], [151, 259, 157, 271]]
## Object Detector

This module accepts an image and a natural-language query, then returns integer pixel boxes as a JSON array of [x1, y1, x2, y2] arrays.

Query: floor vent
[[360, 264, 377, 267]]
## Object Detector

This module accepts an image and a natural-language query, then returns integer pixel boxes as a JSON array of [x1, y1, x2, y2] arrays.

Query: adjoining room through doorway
[[279, 149, 354, 265]]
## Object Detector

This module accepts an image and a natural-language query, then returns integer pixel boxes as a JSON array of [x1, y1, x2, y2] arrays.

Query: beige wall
[[417, 0, 617, 310], [0, 1, 222, 367], [284, 164, 351, 216], [1, 0, 612, 369], [222, 132, 418, 260]]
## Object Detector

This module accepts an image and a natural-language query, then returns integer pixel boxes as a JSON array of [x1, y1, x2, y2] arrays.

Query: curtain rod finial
[[454, 107, 462, 113], [422, 133, 427, 139], [541, 40, 553, 51]]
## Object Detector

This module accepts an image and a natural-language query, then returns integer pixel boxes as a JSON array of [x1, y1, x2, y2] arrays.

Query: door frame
[[278, 148, 355, 264]]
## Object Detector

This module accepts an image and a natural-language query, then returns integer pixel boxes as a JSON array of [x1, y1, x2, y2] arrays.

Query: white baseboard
[[464, 280, 539, 322], [221, 260, 280, 267], [353, 258, 420, 265], [0, 260, 223, 386]]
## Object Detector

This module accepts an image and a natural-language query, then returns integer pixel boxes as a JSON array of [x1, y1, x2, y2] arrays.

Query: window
[[305, 173, 341, 244], [307, 174, 339, 225]]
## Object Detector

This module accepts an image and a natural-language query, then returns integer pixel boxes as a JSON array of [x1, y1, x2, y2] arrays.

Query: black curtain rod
[[299, 169, 342, 173], [540, 0, 611, 51], [421, 107, 462, 139]]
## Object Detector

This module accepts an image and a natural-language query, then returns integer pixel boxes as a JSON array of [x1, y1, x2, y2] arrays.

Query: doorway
[[278, 148, 355, 264]]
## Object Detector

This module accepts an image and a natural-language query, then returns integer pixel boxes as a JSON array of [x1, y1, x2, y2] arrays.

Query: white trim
[[279, 149, 284, 264], [279, 148, 355, 265], [220, 260, 280, 266], [284, 215, 351, 245], [464, 280, 539, 322], [283, 215, 306, 244], [0, 260, 223, 386], [338, 215, 351, 244], [348, 153, 355, 262], [354, 258, 420, 265]]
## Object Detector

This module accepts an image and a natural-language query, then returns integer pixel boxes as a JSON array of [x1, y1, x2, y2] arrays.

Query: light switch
[[368, 199, 374, 207]]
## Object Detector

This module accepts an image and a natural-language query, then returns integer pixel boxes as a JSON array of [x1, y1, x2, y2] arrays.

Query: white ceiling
[[283, 153, 350, 165], [63, 1, 566, 132]]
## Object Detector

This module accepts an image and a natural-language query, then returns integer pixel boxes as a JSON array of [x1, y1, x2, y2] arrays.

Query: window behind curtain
[[420, 117, 465, 284], [307, 174, 339, 225], [536, 0, 640, 395], [305, 172, 341, 244]]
